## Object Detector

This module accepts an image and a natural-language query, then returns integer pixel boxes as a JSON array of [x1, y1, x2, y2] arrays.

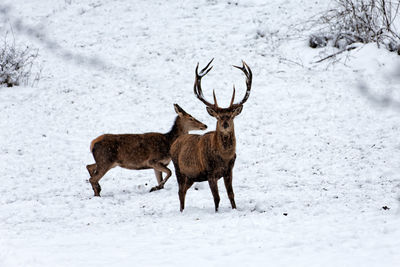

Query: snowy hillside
[[1, 0, 400, 266]]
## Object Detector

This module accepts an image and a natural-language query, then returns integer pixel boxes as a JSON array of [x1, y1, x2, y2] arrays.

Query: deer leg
[[86, 164, 97, 177], [87, 163, 101, 195], [178, 177, 194, 212], [223, 172, 236, 209], [176, 167, 186, 211], [149, 161, 172, 192], [173, 163, 193, 212], [154, 170, 163, 185], [89, 164, 112, 197], [208, 178, 220, 212]]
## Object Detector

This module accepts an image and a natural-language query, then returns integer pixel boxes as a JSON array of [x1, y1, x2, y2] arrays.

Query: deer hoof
[[149, 184, 164, 192], [92, 185, 101, 196], [149, 186, 159, 192]]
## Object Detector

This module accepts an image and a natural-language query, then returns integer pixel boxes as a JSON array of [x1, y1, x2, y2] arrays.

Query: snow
[[1, 0, 400, 266]]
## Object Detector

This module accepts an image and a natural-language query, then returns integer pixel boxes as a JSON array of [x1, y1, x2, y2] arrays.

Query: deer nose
[[202, 124, 207, 130], [223, 122, 229, 129]]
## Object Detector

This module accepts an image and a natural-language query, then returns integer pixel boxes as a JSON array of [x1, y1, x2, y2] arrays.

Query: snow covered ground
[[1, 0, 400, 266]]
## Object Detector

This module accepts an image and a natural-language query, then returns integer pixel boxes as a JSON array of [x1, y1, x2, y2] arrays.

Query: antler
[[230, 60, 252, 108], [194, 59, 252, 110], [194, 58, 217, 108]]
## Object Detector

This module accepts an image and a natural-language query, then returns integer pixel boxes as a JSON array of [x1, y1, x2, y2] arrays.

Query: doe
[[87, 104, 207, 196]]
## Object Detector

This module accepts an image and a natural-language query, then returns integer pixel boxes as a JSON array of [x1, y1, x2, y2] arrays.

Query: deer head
[[173, 103, 207, 132], [193, 59, 252, 134]]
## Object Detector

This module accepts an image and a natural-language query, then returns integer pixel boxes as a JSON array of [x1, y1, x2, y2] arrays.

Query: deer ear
[[206, 107, 218, 118], [174, 104, 186, 117], [232, 105, 243, 117]]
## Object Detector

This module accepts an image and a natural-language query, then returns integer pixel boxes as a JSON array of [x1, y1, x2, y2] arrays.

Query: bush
[[0, 37, 39, 87], [310, 0, 400, 52]]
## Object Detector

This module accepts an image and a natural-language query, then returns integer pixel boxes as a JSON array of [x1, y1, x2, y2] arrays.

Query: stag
[[170, 59, 252, 212], [87, 104, 207, 196]]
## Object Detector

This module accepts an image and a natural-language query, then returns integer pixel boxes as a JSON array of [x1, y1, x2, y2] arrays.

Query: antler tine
[[212, 89, 219, 108], [199, 58, 214, 76], [229, 85, 236, 107], [194, 59, 216, 108], [231, 60, 252, 107], [233, 60, 250, 76]]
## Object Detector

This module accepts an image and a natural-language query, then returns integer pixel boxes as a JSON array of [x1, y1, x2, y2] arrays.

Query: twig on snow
[[314, 44, 360, 63]]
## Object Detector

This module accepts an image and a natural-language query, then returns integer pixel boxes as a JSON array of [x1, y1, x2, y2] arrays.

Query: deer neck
[[165, 116, 186, 144], [214, 126, 236, 156]]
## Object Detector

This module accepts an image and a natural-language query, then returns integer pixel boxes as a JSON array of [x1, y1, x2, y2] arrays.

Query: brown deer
[[87, 104, 207, 196], [170, 59, 252, 212]]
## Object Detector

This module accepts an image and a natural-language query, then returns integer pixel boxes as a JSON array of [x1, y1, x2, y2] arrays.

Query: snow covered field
[[1, 0, 400, 266]]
